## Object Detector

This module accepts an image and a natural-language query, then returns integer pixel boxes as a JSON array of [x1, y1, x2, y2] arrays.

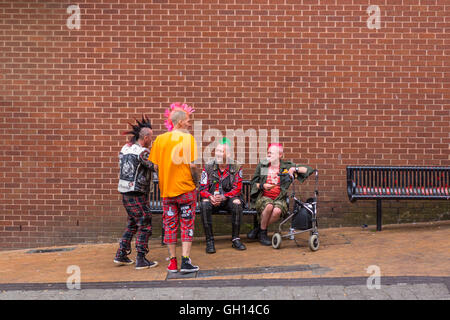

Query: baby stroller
[[271, 169, 319, 251]]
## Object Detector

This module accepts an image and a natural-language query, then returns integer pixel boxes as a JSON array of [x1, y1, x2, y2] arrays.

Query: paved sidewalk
[[0, 221, 449, 300]]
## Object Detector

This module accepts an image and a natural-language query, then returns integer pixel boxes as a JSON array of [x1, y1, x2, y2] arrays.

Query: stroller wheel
[[309, 234, 319, 252], [272, 233, 282, 249]]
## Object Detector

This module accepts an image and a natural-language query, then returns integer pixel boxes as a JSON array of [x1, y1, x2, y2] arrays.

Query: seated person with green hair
[[248, 143, 314, 246], [199, 138, 246, 253]]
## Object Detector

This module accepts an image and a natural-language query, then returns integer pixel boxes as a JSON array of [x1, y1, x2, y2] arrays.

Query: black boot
[[258, 229, 272, 246], [204, 223, 216, 254], [206, 237, 216, 254], [232, 238, 246, 250], [247, 226, 260, 240]]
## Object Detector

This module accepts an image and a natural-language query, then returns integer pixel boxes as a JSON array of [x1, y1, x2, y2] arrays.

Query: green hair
[[219, 137, 231, 146]]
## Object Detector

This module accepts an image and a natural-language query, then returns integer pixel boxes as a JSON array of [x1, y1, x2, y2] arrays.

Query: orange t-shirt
[[149, 130, 198, 198]]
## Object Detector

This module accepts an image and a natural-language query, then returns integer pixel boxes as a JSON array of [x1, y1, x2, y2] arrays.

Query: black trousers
[[200, 196, 244, 240]]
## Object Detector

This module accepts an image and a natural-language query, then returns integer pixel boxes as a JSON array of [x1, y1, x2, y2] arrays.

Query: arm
[[224, 168, 243, 199], [199, 168, 213, 199], [250, 163, 264, 200], [190, 163, 200, 186], [288, 164, 314, 181], [139, 148, 155, 172], [288, 165, 308, 176]]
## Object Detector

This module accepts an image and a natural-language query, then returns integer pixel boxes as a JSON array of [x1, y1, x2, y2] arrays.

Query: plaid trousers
[[162, 189, 197, 244], [116, 193, 152, 257]]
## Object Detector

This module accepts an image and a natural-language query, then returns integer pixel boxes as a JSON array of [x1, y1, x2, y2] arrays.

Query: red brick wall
[[0, 0, 449, 250]]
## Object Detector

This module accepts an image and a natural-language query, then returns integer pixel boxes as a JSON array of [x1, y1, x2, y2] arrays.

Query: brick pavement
[[0, 221, 448, 286]]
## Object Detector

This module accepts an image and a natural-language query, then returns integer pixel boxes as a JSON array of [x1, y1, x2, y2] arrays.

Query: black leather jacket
[[199, 159, 242, 197], [118, 143, 155, 194]]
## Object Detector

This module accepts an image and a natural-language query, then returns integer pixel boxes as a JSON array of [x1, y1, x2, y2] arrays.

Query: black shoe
[[114, 252, 134, 266], [231, 238, 246, 250], [258, 229, 272, 246], [247, 226, 260, 240], [206, 240, 216, 254], [180, 257, 199, 273], [135, 254, 158, 270]]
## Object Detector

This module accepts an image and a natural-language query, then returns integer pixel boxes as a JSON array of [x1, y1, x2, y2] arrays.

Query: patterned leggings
[[116, 193, 152, 257]]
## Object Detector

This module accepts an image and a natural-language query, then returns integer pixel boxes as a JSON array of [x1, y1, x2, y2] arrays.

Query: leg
[[117, 215, 137, 257], [259, 202, 274, 246], [247, 197, 271, 240], [162, 199, 179, 256], [268, 207, 282, 225], [260, 203, 274, 230], [227, 198, 246, 250], [231, 198, 247, 250], [132, 195, 158, 269], [134, 195, 153, 256], [163, 199, 179, 273], [200, 199, 216, 253], [167, 243, 177, 259], [182, 241, 192, 257], [115, 195, 138, 263], [230, 198, 243, 239], [179, 194, 196, 252], [179, 190, 199, 273]]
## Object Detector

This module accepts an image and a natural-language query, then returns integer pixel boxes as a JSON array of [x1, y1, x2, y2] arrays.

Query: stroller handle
[[284, 168, 319, 199]]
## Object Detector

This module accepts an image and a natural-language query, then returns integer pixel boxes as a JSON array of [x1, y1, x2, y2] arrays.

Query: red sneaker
[[167, 257, 178, 273]]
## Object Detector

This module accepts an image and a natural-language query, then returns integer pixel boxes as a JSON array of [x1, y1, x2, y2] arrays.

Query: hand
[[263, 183, 275, 191], [288, 167, 297, 178], [214, 194, 223, 203], [209, 195, 220, 206]]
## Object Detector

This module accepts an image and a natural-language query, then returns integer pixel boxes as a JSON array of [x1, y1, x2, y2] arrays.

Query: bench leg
[[376, 199, 382, 231]]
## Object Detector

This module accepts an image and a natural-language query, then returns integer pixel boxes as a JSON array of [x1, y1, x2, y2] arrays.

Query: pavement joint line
[[166, 264, 332, 280], [25, 247, 77, 254], [0, 276, 449, 292]]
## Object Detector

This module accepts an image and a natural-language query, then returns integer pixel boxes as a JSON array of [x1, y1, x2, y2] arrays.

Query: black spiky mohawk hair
[[122, 115, 152, 144]]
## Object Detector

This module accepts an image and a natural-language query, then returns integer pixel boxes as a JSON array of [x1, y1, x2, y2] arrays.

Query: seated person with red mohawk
[[248, 143, 314, 246]]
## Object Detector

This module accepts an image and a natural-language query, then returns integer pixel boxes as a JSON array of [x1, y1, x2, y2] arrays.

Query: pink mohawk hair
[[164, 102, 195, 131], [268, 143, 283, 153]]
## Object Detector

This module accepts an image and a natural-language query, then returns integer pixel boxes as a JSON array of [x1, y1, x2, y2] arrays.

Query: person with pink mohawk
[[248, 143, 314, 246], [164, 102, 195, 132], [149, 102, 201, 273]]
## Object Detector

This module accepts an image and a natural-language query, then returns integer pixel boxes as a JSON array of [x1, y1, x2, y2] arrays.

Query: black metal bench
[[347, 166, 450, 231], [149, 180, 258, 244]]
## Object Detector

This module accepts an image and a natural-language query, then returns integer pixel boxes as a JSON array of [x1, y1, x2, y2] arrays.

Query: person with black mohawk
[[114, 116, 159, 270]]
